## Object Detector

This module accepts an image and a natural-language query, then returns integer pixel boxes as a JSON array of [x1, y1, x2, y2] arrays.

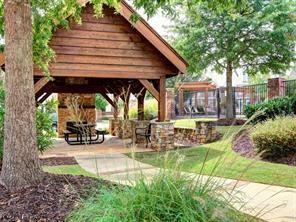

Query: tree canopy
[[171, 0, 296, 77], [169, 0, 295, 118]]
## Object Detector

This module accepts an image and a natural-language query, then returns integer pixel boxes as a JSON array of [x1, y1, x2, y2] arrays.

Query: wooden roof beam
[[34, 77, 50, 94], [99, 91, 115, 108], [139, 79, 159, 101]]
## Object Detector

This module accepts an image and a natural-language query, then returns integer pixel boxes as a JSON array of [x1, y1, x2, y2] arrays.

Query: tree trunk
[[225, 61, 235, 119], [1, 0, 43, 191]]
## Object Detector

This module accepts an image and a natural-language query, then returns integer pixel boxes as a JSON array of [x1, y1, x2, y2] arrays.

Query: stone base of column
[[195, 121, 220, 143], [118, 119, 133, 139], [109, 118, 120, 136], [151, 122, 175, 151]]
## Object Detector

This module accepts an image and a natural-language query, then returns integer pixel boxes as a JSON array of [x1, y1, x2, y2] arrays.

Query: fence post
[[216, 89, 221, 119], [267, 77, 285, 99], [233, 87, 236, 118]]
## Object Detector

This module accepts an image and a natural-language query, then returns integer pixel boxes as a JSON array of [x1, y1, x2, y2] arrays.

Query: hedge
[[251, 116, 296, 159], [244, 96, 296, 123]]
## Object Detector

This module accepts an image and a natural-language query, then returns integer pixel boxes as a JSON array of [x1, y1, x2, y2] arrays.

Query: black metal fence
[[283, 79, 296, 96], [175, 83, 269, 118], [175, 79, 296, 118]]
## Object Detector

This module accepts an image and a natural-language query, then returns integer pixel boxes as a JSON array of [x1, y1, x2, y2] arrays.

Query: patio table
[[64, 123, 105, 145]]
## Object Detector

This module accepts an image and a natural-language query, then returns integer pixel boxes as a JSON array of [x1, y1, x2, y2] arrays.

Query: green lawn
[[173, 117, 217, 128], [43, 165, 98, 178], [131, 118, 296, 188]]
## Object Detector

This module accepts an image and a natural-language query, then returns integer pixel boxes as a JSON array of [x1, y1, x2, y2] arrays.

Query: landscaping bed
[[233, 129, 296, 166], [0, 173, 103, 222]]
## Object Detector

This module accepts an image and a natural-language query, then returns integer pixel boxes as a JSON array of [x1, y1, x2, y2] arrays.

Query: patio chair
[[135, 123, 152, 148], [184, 106, 191, 116], [192, 106, 204, 115]]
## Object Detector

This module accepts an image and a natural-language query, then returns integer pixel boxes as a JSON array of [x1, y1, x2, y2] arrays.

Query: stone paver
[[75, 153, 296, 222]]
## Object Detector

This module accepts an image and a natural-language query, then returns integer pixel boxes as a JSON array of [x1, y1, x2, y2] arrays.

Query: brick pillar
[[57, 93, 96, 137], [166, 88, 175, 120], [268, 77, 285, 99]]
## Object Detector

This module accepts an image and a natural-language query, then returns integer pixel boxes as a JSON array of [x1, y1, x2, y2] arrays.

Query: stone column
[[166, 88, 175, 120], [151, 122, 174, 151], [195, 121, 219, 143], [267, 77, 285, 99]]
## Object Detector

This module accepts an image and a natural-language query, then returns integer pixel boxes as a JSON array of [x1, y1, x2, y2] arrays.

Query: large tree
[[0, 0, 43, 191], [170, 0, 295, 119]]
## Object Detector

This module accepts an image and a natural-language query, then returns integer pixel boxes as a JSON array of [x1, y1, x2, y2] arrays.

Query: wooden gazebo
[[177, 81, 216, 115], [0, 1, 188, 126]]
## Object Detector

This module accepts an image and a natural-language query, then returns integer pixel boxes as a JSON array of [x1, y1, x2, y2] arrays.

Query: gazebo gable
[[33, 2, 186, 79]]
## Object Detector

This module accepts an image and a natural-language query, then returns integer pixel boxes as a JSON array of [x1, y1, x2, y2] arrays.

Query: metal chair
[[135, 123, 152, 148]]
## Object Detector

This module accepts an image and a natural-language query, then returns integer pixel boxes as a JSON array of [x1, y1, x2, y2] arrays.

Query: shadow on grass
[[132, 146, 225, 167]]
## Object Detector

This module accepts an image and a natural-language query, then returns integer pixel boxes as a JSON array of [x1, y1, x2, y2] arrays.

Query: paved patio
[[41, 135, 153, 158]]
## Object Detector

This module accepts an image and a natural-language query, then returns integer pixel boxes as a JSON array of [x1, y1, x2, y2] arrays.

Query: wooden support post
[[158, 76, 166, 122], [137, 89, 146, 120], [178, 89, 184, 116], [123, 86, 131, 120], [113, 94, 119, 121]]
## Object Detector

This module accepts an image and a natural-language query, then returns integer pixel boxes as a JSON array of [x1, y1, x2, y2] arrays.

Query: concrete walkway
[[75, 153, 296, 222]]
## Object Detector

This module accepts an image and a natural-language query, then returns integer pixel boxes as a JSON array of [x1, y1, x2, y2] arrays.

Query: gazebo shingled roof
[[0, 0, 188, 121]]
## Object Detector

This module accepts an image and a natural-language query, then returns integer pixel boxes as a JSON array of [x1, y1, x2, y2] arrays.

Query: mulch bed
[[0, 173, 105, 222], [0, 157, 77, 172], [232, 129, 256, 158], [40, 157, 78, 166], [232, 130, 296, 166], [216, 118, 247, 126]]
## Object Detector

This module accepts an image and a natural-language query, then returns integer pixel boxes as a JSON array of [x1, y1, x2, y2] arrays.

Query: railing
[[175, 79, 296, 118], [283, 79, 296, 96]]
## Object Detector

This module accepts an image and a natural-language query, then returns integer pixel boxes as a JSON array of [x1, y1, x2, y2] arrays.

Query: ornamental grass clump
[[67, 167, 252, 222], [251, 116, 296, 159]]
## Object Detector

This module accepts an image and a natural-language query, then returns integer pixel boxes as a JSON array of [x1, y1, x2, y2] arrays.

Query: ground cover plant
[[251, 116, 296, 160], [67, 168, 259, 222], [244, 96, 296, 123], [131, 119, 296, 188]]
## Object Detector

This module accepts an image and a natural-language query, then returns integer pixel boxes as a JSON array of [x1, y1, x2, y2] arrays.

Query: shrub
[[36, 100, 57, 153], [95, 94, 108, 111], [68, 169, 253, 222], [129, 99, 158, 120], [251, 116, 296, 159], [244, 96, 296, 124]]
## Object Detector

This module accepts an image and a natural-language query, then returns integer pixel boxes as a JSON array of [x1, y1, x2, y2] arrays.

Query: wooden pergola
[[177, 81, 216, 115], [0, 0, 188, 122]]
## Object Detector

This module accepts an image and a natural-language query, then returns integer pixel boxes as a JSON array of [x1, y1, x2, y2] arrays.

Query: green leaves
[[244, 96, 296, 124], [170, 0, 296, 77]]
